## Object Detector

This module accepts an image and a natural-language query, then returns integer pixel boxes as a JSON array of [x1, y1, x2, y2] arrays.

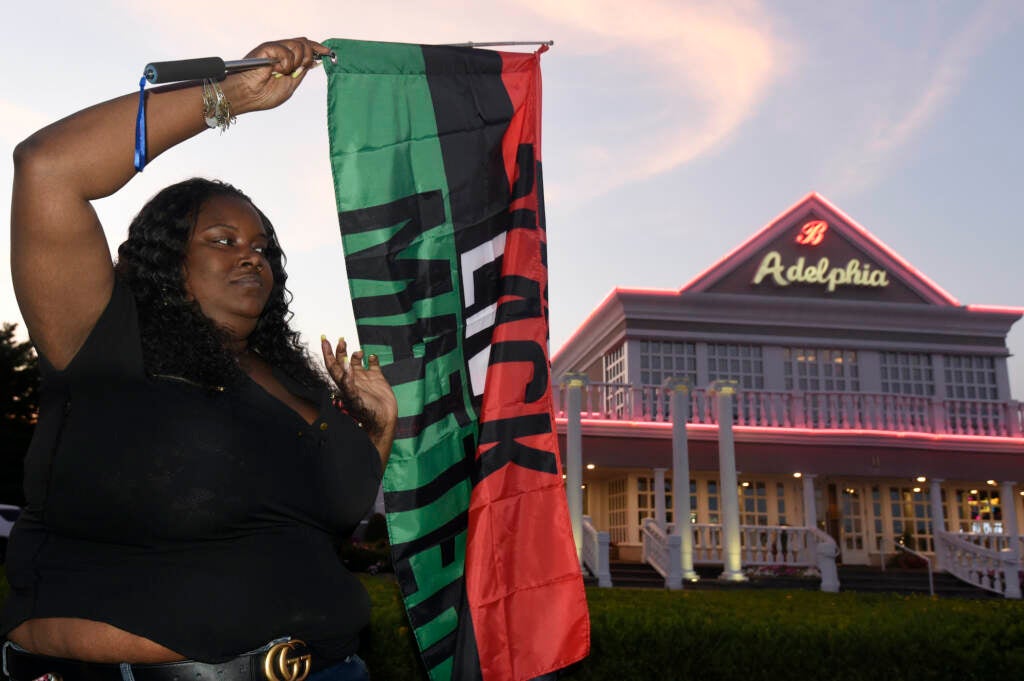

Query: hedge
[[360, 576, 1024, 681], [3, 568, 1023, 681]]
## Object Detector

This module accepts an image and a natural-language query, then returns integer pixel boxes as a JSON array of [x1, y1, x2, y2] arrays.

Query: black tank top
[[2, 280, 382, 662]]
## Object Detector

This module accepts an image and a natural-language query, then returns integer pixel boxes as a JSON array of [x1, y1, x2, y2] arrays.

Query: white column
[[713, 380, 746, 581], [1002, 481, 1020, 554], [802, 474, 818, 529], [564, 374, 588, 561], [928, 478, 946, 571], [653, 467, 668, 531], [669, 378, 698, 581], [1000, 481, 1021, 598]]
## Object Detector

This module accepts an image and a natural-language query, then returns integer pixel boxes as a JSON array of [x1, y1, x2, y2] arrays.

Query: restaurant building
[[551, 192, 1024, 576]]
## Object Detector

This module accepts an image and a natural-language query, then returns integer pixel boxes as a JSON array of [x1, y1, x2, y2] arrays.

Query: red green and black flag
[[322, 40, 589, 681]]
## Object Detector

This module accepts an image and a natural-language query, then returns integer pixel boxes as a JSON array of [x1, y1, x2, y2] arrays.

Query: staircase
[[600, 561, 999, 598], [838, 566, 1000, 599], [607, 563, 819, 591], [608, 561, 664, 588]]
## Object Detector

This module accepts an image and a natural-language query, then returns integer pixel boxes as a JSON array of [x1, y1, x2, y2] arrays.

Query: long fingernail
[[273, 72, 284, 79], [291, 65, 305, 78], [320, 334, 327, 341], [338, 336, 346, 349]]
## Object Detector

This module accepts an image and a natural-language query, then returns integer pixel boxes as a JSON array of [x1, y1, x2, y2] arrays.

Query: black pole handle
[[144, 57, 226, 84]]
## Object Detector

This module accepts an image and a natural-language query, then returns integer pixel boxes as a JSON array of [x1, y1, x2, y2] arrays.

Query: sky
[[2, 0, 1023, 397]]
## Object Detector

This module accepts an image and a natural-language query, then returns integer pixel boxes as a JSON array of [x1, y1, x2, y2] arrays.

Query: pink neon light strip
[[562, 417, 1023, 445]]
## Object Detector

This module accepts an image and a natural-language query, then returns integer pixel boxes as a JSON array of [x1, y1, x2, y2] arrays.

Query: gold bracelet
[[202, 79, 235, 132]]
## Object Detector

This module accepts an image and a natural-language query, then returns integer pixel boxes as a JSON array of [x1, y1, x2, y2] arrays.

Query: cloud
[[524, 0, 784, 203], [828, 0, 1023, 196], [110, 0, 784, 206]]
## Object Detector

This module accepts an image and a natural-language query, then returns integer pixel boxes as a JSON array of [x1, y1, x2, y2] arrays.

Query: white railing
[[956, 532, 1024, 557], [692, 524, 812, 565], [935, 530, 1022, 599], [808, 527, 841, 593], [641, 518, 682, 590], [551, 382, 1023, 438], [684, 523, 839, 592], [582, 515, 612, 587], [894, 540, 934, 596]]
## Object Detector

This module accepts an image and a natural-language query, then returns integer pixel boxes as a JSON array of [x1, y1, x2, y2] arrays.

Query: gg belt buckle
[[263, 640, 312, 681]]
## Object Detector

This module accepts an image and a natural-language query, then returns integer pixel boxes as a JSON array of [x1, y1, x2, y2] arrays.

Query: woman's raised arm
[[10, 37, 328, 369]]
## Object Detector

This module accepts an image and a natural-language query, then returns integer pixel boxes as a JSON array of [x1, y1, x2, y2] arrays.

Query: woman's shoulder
[[38, 276, 144, 381]]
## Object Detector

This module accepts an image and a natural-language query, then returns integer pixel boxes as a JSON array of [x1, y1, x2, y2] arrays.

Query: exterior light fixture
[[741, 481, 750, 488], [987, 479, 997, 486], [915, 476, 926, 483], [793, 472, 803, 478], [912, 487, 922, 493], [562, 474, 566, 480], [586, 463, 596, 470], [970, 489, 979, 495]]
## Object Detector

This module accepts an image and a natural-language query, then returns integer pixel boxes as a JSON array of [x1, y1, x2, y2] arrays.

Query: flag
[[323, 40, 590, 681]]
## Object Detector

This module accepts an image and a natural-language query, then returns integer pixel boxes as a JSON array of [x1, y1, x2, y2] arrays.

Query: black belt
[[2, 640, 325, 681]]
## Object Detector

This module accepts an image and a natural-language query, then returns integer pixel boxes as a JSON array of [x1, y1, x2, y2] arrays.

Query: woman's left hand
[[321, 336, 398, 467]]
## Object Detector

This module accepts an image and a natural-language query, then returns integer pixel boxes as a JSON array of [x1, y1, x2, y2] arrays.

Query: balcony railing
[[552, 382, 1024, 438]]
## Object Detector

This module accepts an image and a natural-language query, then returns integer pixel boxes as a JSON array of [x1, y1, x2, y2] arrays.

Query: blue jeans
[[309, 654, 370, 681]]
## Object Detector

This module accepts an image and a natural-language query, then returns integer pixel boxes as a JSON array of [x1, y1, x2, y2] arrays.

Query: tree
[[0, 323, 38, 505]]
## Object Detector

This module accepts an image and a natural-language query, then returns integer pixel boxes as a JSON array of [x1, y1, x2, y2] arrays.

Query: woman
[[3, 37, 397, 681]]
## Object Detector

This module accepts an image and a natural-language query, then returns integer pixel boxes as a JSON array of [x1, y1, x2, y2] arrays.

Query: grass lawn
[[2, 568, 1022, 680]]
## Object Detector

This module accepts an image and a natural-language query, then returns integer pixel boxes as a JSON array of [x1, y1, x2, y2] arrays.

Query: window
[[707, 344, 764, 389], [707, 344, 764, 423], [638, 340, 697, 418], [943, 355, 998, 400], [944, 356, 1001, 434], [879, 352, 933, 428], [608, 479, 628, 544], [952, 487, 1003, 534], [739, 481, 769, 526], [880, 352, 935, 397], [603, 345, 625, 384], [785, 348, 861, 427], [705, 479, 720, 524], [737, 479, 789, 526], [689, 480, 699, 525], [784, 348, 859, 392], [638, 340, 697, 386], [602, 345, 627, 416], [637, 476, 673, 527], [888, 486, 932, 552]]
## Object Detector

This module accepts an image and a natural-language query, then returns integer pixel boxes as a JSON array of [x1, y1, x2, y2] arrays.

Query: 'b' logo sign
[[796, 220, 828, 246]]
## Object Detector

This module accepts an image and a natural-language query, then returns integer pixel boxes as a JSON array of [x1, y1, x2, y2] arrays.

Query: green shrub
[[359, 574, 427, 679], [357, 582, 1024, 681], [2, 568, 1021, 681]]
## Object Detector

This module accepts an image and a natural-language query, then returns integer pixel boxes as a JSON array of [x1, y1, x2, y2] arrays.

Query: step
[[837, 566, 1001, 599], [598, 562, 1000, 598]]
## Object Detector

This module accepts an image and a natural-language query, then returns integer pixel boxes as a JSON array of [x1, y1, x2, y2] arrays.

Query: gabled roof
[[680, 192, 961, 306]]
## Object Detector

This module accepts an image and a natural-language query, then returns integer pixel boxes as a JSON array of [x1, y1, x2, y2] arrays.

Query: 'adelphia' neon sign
[[752, 251, 890, 292]]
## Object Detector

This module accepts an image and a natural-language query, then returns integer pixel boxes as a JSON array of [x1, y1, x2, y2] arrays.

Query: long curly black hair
[[114, 178, 327, 392]]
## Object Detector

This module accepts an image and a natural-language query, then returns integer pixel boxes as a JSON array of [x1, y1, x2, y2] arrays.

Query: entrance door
[[838, 484, 869, 564]]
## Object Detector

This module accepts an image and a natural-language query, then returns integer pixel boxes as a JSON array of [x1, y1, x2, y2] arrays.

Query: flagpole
[[444, 41, 555, 47], [143, 41, 552, 84], [143, 52, 337, 84]]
